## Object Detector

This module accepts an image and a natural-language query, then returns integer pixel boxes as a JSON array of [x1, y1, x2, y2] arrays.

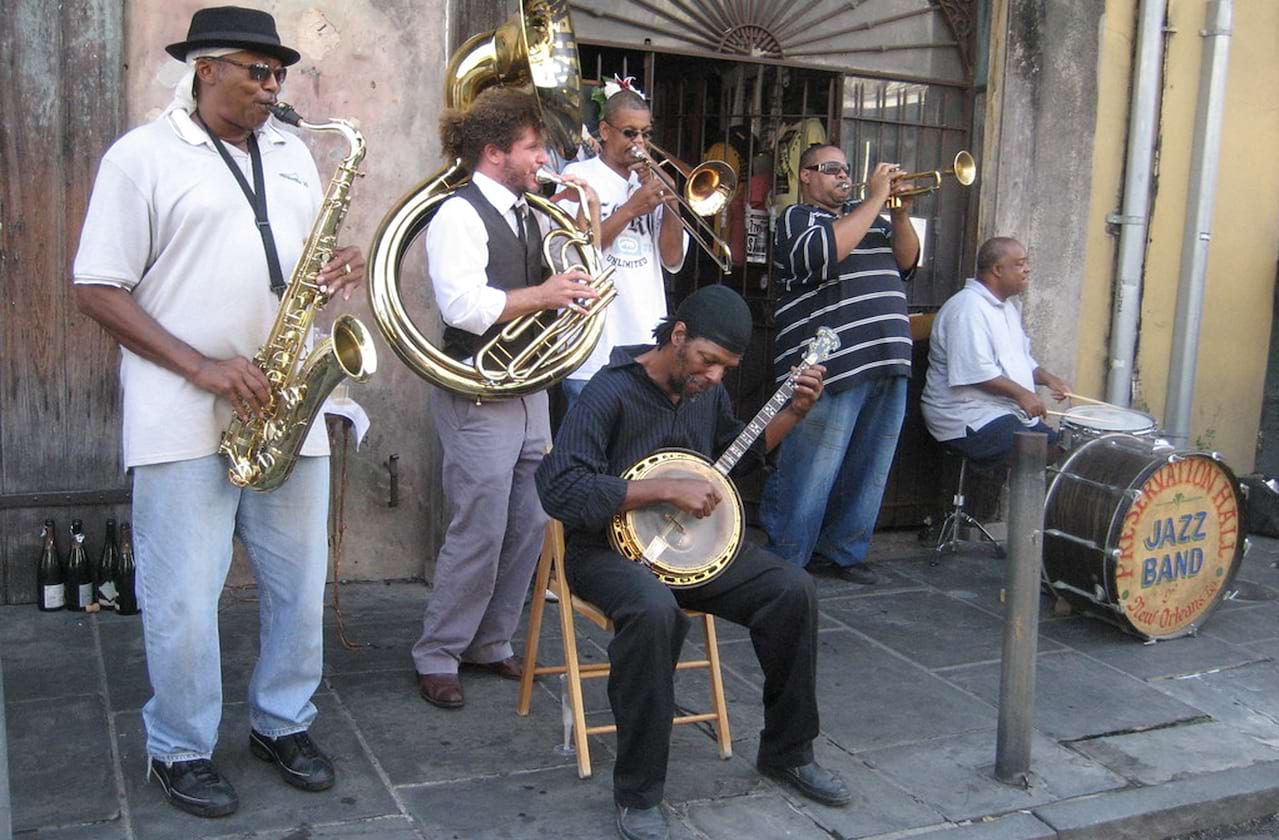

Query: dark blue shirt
[[772, 201, 914, 393], [536, 345, 767, 547]]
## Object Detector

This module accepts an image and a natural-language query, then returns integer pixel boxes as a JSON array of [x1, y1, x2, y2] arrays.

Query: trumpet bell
[[952, 150, 977, 186]]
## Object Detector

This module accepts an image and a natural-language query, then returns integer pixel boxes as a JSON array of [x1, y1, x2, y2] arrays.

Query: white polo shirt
[[73, 109, 327, 468], [921, 278, 1040, 442]]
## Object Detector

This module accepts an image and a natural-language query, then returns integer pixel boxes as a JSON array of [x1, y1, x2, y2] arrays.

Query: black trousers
[[566, 541, 819, 809]]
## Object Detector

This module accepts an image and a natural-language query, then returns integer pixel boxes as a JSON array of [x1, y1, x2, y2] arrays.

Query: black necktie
[[514, 203, 528, 251]]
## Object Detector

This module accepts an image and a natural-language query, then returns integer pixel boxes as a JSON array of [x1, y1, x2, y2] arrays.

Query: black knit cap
[[166, 6, 301, 66], [673, 285, 752, 355]]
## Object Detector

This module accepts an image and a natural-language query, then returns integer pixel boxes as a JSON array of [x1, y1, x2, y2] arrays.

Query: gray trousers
[[412, 389, 551, 675]]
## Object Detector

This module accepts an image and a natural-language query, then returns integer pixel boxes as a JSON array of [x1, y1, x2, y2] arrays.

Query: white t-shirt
[[557, 156, 688, 382], [921, 278, 1041, 442], [73, 110, 327, 468]]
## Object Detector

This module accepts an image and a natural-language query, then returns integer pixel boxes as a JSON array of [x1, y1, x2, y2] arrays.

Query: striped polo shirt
[[771, 201, 914, 393]]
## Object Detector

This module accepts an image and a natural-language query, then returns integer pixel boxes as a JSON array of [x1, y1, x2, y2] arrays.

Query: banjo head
[[609, 449, 743, 588]]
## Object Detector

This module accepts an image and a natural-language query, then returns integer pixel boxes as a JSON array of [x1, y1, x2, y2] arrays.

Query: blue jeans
[[760, 376, 907, 568], [131, 454, 330, 762], [946, 414, 1056, 465]]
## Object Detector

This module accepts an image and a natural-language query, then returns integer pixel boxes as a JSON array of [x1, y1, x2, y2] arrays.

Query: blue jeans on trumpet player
[[131, 454, 330, 762], [760, 375, 907, 569]]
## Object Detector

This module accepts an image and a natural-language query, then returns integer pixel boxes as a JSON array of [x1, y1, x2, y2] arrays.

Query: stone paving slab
[[907, 811, 1058, 839], [323, 580, 431, 626], [205, 814, 424, 839], [859, 728, 1126, 822], [1034, 760, 1279, 840], [7, 693, 118, 832], [1141, 659, 1279, 746], [116, 694, 399, 840], [328, 667, 582, 787], [944, 651, 1206, 741], [739, 734, 949, 838], [1038, 616, 1264, 680], [1200, 603, 1279, 644], [1, 609, 101, 704], [682, 792, 833, 839], [11, 820, 130, 839], [717, 630, 997, 753], [1066, 719, 1279, 785], [396, 765, 622, 840], [822, 589, 1065, 670]]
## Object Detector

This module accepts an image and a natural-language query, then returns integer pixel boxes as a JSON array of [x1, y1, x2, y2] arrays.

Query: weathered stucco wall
[[124, 1, 452, 581], [980, 0, 1106, 387], [1078, 0, 1279, 470]]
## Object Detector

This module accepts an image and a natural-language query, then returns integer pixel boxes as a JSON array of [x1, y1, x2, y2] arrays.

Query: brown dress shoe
[[460, 655, 523, 681], [417, 673, 464, 708]]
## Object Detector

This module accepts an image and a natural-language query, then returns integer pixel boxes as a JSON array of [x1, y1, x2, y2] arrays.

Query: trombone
[[629, 141, 736, 273], [853, 150, 977, 209]]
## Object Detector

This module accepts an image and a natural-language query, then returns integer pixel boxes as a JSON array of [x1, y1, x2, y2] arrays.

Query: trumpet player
[[412, 87, 602, 710], [761, 144, 920, 585], [556, 83, 688, 404], [71, 6, 362, 818]]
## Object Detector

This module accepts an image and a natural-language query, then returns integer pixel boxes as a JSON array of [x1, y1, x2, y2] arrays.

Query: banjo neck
[[711, 326, 841, 477]]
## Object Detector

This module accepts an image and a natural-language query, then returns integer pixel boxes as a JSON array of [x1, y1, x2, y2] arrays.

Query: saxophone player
[[72, 7, 360, 818]]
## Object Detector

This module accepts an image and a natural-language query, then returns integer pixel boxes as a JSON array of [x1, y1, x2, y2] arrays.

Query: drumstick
[[1044, 410, 1071, 418], [1067, 392, 1127, 411]]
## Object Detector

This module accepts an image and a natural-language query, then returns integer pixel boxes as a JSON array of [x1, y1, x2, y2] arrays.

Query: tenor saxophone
[[219, 102, 378, 491]]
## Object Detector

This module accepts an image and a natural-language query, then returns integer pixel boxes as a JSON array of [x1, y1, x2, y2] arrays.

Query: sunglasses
[[607, 124, 654, 141], [203, 55, 288, 84], [803, 162, 852, 176]]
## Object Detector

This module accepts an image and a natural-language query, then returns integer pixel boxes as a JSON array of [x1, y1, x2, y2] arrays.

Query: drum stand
[[935, 455, 1006, 563]]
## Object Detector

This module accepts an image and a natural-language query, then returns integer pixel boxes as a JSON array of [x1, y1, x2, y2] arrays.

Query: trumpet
[[852, 150, 977, 209], [628, 141, 735, 273]]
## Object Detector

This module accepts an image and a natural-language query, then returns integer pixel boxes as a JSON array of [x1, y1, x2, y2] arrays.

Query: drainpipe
[[1164, 0, 1233, 446], [1105, 0, 1168, 406]]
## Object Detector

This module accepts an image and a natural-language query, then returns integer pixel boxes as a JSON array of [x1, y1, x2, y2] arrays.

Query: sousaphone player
[[536, 286, 851, 840]]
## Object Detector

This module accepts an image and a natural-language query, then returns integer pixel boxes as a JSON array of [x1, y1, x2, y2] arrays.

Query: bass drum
[[1043, 434, 1246, 640]]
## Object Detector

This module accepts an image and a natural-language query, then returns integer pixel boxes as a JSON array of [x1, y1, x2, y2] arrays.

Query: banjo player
[[535, 285, 850, 840]]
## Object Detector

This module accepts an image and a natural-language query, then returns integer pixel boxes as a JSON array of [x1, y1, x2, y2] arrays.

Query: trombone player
[[760, 144, 921, 584], [411, 87, 602, 709], [556, 83, 688, 403]]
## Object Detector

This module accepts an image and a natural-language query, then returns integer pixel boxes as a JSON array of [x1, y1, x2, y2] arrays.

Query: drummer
[[921, 236, 1071, 464]]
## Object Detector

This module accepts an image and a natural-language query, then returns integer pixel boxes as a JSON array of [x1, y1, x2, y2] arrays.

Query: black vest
[[441, 180, 547, 361]]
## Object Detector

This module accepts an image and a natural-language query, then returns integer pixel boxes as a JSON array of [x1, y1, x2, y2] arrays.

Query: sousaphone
[[368, 0, 615, 399]]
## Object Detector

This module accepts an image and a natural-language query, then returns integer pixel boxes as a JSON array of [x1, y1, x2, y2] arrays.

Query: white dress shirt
[[425, 170, 541, 335], [921, 278, 1041, 442]]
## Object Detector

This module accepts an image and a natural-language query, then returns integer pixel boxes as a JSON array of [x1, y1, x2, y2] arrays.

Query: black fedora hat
[[166, 6, 301, 66]]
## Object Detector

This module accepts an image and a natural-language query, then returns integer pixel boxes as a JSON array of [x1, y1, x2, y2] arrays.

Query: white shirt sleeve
[[943, 301, 1004, 387], [73, 157, 152, 290], [425, 196, 508, 335], [655, 203, 690, 273]]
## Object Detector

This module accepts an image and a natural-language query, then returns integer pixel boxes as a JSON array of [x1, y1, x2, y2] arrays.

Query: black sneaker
[[833, 563, 878, 585], [249, 729, 336, 791], [148, 758, 238, 818], [616, 803, 670, 840]]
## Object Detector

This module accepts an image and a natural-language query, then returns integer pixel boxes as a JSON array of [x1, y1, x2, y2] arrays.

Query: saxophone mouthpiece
[[267, 101, 303, 126]]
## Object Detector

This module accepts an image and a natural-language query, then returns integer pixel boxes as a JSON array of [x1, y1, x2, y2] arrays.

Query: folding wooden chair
[[517, 519, 732, 778]]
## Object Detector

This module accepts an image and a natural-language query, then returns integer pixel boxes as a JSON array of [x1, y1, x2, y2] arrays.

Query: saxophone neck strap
[[196, 112, 286, 298]]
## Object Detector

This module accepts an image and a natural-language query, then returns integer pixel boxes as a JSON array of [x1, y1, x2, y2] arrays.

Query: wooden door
[[0, 1, 128, 603]]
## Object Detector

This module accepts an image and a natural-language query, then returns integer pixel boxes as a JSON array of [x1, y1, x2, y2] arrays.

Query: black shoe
[[759, 761, 852, 806], [616, 803, 670, 840], [148, 757, 238, 818], [249, 729, 336, 791], [833, 563, 878, 585]]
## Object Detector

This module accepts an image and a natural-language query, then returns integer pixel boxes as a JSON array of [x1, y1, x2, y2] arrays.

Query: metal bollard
[[995, 431, 1047, 785]]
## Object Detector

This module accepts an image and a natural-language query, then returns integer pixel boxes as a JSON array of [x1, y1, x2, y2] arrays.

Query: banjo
[[608, 327, 841, 588]]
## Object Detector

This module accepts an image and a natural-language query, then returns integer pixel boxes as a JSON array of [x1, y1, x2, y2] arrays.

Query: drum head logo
[[1115, 456, 1240, 637]]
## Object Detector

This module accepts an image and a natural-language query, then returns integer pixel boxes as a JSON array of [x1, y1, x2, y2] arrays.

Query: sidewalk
[[5, 530, 1279, 839]]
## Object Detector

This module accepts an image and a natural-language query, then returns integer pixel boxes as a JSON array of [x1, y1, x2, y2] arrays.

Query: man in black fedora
[[73, 5, 363, 818]]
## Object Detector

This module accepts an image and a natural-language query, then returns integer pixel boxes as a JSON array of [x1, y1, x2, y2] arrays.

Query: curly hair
[[439, 87, 544, 171]]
